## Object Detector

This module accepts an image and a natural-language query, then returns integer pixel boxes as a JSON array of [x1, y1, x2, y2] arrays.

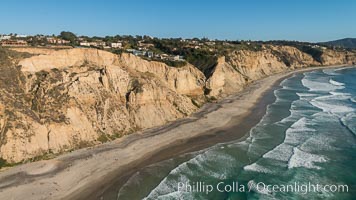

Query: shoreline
[[0, 64, 349, 200], [96, 70, 280, 199]]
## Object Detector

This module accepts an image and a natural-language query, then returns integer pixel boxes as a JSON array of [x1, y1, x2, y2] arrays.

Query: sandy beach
[[0, 65, 347, 200]]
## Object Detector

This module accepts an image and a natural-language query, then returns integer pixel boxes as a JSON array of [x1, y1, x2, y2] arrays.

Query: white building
[[0, 35, 11, 41], [172, 55, 184, 61], [90, 41, 105, 47], [80, 42, 91, 46], [110, 42, 122, 48], [47, 37, 70, 44], [16, 34, 28, 38]]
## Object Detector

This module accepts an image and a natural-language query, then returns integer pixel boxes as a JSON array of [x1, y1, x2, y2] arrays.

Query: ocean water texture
[[116, 67, 356, 200]]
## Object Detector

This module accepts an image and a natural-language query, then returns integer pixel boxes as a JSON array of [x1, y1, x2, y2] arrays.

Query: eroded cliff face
[[0, 48, 204, 162], [206, 47, 289, 97], [0, 46, 355, 163], [320, 49, 356, 65], [206, 45, 355, 97]]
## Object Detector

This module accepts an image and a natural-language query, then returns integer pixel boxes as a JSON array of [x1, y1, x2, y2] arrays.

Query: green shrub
[[0, 158, 8, 168], [97, 134, 110, 143]]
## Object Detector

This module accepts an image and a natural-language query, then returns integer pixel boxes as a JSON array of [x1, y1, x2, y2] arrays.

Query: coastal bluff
[[0, 46, 355, 163]]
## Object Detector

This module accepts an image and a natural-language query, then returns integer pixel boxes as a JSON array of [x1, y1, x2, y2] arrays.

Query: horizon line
[[1, 32, 352, 43]]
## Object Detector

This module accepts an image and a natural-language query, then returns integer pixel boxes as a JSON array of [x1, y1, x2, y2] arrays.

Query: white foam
[[143, 156, 197, 199], [276, 107, 305, 125], [274, 91, 289, 103], [282, 85, 294, 90], [310, 99, 354, 114], [301, 78, 344, 92], [329, 78, 345, 86], [262, 117, 315, 165], [351, 97, 356, 103], [341, 113, 356, 136], [288, 147, 328, 170], [323, 68, 340, 76], [144, 150, 236, 199], [243, 163, 272, 173], [263, 143, 294, 161], [299, 135, 338, 152], [309, 91, 354, 115], [285, 118, 315, 145], [296, 92, 317, 97], [143, 168, 189, 199], [329, 91, 351, 96], [277, 116, 294, 124], [145, 191, 190, 200], [280, 77, 292, 86]]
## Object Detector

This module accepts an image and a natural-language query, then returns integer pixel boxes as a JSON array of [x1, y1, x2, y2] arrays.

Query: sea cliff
[[0, 46, 355, 163]]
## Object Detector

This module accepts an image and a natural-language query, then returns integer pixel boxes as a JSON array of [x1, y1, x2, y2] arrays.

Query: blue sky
[[1, 0, 355, 42]]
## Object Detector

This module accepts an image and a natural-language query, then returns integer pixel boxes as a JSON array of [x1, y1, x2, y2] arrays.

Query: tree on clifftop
[[59, 31, 77, 44]]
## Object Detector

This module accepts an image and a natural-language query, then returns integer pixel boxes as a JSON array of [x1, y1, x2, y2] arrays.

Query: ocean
[[115, 67, 356, 200]]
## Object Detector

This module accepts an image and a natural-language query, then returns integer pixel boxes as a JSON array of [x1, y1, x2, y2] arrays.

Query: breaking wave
[[329, 78, 345, 86], [288, 147, 328, 169]]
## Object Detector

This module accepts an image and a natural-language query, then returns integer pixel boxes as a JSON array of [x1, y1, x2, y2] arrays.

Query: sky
[[1, 0, 355, 42]]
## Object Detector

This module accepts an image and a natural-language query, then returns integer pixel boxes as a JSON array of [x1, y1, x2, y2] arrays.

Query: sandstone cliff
[[0, 48, 204, 163], [0, 46, 355, 163], [206, 45, 355, 97], [320, 49, 356, 65]]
